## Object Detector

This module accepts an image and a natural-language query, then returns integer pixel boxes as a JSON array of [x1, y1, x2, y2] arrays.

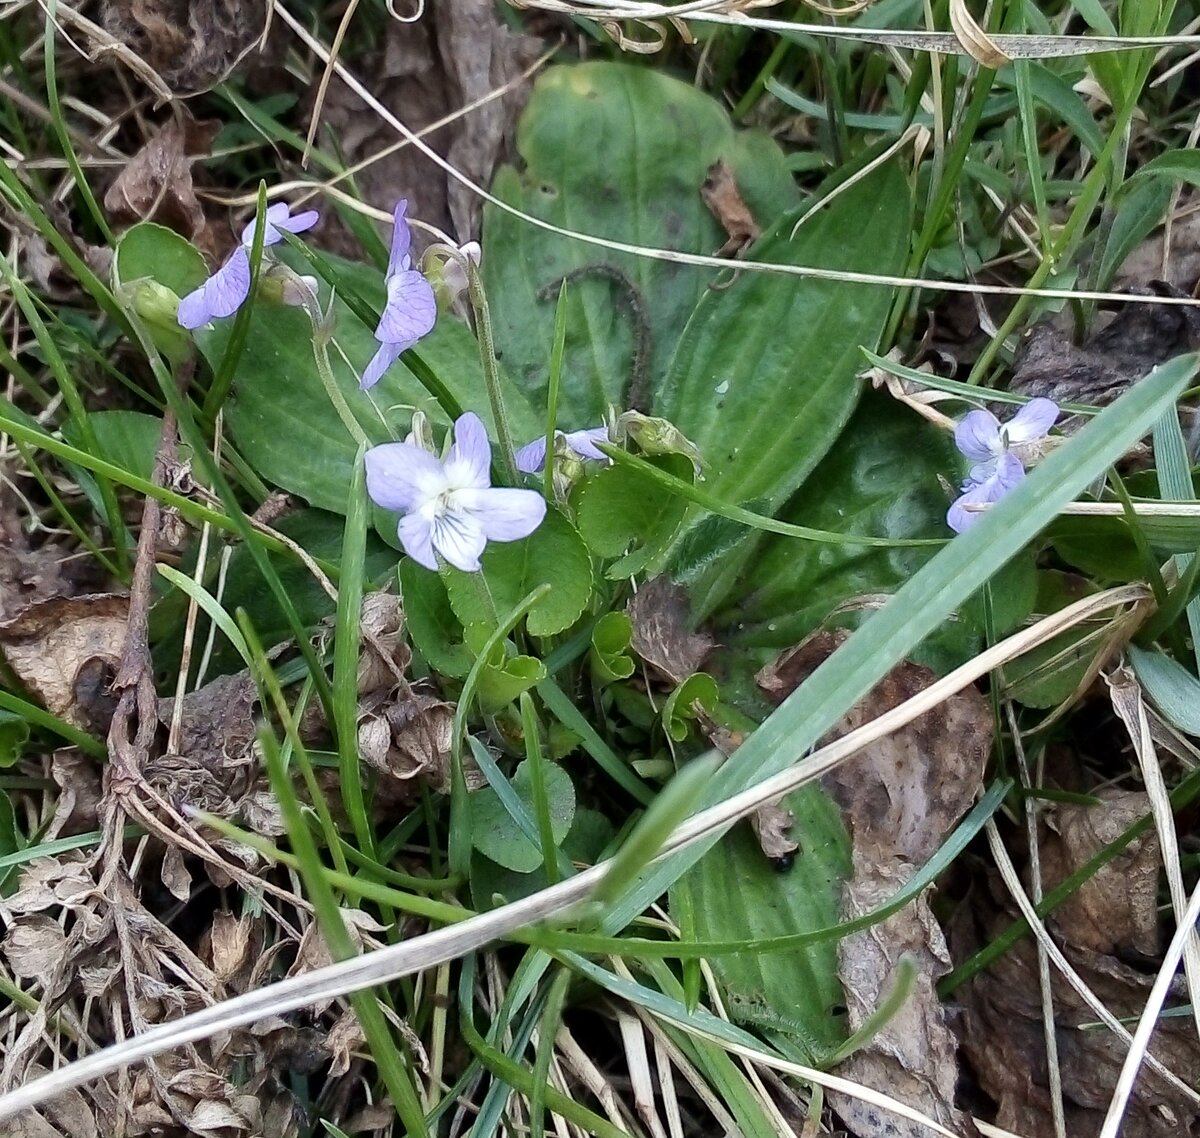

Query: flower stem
[[468, 263, 518, 482], [312, 322, 369, 449]]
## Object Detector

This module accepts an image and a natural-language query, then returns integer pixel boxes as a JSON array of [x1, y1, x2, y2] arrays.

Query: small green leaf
[[475, 648, 547, 715], [64, 411, 185, 484], [574, 454, 691, 576], [443, 509, 593, 638], [961, 549, 1039, 636], [590, 612, 635, 684], [0, 713, 29, 767], [661, 673, 719, 742], [471, 759, 576, 873], [113, 221, 207, 297], [1001, 626, 1098, 708]]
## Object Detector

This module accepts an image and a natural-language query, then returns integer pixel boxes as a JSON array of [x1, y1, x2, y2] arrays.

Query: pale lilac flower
[[947, 398, 1059, 532], [361, 201, 438, 390], [366, 412, 546, 572], [515, 427, 610, 474], [177, 202, 319, 330]]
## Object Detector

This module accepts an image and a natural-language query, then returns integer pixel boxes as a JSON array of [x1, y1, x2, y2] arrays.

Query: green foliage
[[674, 786, 852, 1062], [658, 160, 910, 514], [484, 61, 799, 423], [471, 760, 576, 873], [590, 612, 635, 683], [443, 509, 593, 639]]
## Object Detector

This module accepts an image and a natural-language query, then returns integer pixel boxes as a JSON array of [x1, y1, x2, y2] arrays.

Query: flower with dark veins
[[515, 426, 611, 474], [177, 201, 319, 329], [947, 397, 1059, 532], [366, 413, 546, 572], [361, 200, 438, 390]]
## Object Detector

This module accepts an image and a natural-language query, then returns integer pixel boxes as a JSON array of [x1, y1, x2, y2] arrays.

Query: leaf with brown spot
[[627, 578, 713, 685], [104, 112, 220, 238], [701, 159, 761, 258], [0, 594, 127, 729]]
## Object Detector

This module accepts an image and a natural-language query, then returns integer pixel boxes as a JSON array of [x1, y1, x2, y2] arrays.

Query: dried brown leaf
[[1, 915, 68, 980], [324, 1009, 367, 1078], [701, 159, 761, 258], [758, 629, 992, 862], [0, 594, 127, 729], [1011, 282, 1200, 409], [46, 751, 102, 840], [954, 898, 1200, 1137], [104, 112, 220, 238], [748, 800, 798, 860], [316, 0, 541, 250], [1040, 789, 1160, 956], [627, 578, 713, 685], [99, 0, 267, 95], [759, 629, 991, 1138], [832, 856, 979, 1138]]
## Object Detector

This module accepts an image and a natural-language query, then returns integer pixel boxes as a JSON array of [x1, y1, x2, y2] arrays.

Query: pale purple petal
[[964, 458, 998, 489], [365, 442, 448, 513], [565, 427, 610, 462], [177, 247, 252, 329], [991, 451, 1026, 493], [1004, 397, 1059, 445], [398, 512, 438, 571], [444, 413, 491, 489], [459, 487, 547, 542], [375, 270, 437, 348], [386, 200, 414, 276], [242, 202, 320, 247], [515, 436, 548, 475], [947, 454, 1025, 533], [431, 509, 488, 572], [361, 342, 404, 390], [954, 409, 1001, 463]]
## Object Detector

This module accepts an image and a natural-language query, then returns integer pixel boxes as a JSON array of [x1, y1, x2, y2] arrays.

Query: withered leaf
[[758, 629, 992, 863], [701, 159, 761, 258], [954, 898, 1200, 1137], [0, 594, 127, 729], [1011, 282, 1200, 409], [104, 112, 220, 238], [748, 800, 798, 860], [759, 629, 991, 1138], [315, 0, 540, 251], [831, 856, 979, 1138], [1041, 789, 1159, 957], [99, 0, 267, 94], [627, 578, 713, 685], [1, 915, 68, 980]]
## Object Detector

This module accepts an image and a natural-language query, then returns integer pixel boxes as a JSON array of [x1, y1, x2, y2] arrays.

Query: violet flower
[[177, 202, 320, 330], [515, 427, 610, 474], [361, 201, 438, 390], [365, 412, 546, 572], [947, 398, 1059, 533]]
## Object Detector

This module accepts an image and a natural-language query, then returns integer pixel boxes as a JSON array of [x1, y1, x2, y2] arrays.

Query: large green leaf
[[674, 786, 851, 1062], [717, 392, 965, 667], [483, 62, 799, 425], [657, 161, 910, 515], [193, 253, 539, 514]]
